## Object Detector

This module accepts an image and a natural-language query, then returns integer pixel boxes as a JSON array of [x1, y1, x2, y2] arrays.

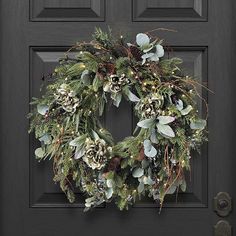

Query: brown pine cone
[[105, 63, 115, 74], [129, 45, 142, 61], [107, 157, 121, 172], [97, 63, 115, 78], [112, 45, 128, 58], [136, 148, 145, 161]]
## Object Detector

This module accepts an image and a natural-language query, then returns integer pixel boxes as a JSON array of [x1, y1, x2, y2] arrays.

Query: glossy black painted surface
[[0, 0, 235, 235]]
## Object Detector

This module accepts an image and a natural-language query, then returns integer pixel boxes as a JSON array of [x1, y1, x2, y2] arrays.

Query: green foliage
[[28, 28, 208, 212], [93, 27, 113, 49]]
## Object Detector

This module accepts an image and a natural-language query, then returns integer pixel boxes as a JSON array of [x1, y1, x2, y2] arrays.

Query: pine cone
[[129, 46, 142, 61], [112, 45, 128, 58], [137, 148, 145, 161], [107, 157, 121, 172], [105, 63, 115, 74]]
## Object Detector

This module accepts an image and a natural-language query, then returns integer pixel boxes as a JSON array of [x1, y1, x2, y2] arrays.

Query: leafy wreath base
[[29, 28, 207, 211]]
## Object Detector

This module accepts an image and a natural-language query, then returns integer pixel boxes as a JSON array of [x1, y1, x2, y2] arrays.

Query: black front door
[[0, 0, 235, 235]]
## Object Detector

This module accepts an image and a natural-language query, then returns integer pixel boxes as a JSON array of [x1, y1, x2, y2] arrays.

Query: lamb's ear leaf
[[92, 130, 100, 140], [157, 124, 175, 138], [69, 134, 87, 147], [158, 116, 175, 125], [112, 93, 122, 107], [137, 118, 155, 129], [124, 88, 140, 102], [74, 148, 85, 159], [144, 139, 157, 157], [190, 119, 207, 130]]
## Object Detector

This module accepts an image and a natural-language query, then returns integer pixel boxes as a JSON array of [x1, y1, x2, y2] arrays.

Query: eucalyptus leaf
[[39, 134, 52, 145], [105, 188, 113, 199], [143, 176, 155, 185], [143, 139, 157, 157], [136, 33, 150, 47], [137, 182, 144, 193], [37, 104, 48, 115], [132, 168, 144, 178], [35, 147, 45, 158], [155, 44, 165, 58]]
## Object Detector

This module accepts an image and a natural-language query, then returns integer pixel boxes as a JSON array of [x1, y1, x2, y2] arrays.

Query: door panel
[[30, 46, 208, 209], [132, 0, 208, 21], [30, 0, 105, 21], [0, 0, 235, 235]]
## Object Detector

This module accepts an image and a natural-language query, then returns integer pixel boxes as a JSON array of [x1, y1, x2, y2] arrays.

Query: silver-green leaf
[[125, 89, 140, 102], [35, 147, 45, 158], [132, 168, 144, 178], [143, 139, 157, 157], [137, 118, 155, 129], [190, 119, 207, 130], [181, 105, 193, 115], [136, 33, 150, 47], [37, 104, 48, 115], [157, 123, 175, 138], [158, 116, 175, 125]]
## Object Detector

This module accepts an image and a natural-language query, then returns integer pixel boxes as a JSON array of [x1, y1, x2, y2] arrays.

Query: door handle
[[214, 220, 232, 236], [214, 192, 232, 217]]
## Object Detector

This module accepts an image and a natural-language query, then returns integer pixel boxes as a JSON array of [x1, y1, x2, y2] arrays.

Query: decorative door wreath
[[29, 28, 208, 211]]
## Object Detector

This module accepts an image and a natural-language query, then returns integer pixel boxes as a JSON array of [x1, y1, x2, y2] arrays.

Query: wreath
[[29, 28, 208, 211]]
